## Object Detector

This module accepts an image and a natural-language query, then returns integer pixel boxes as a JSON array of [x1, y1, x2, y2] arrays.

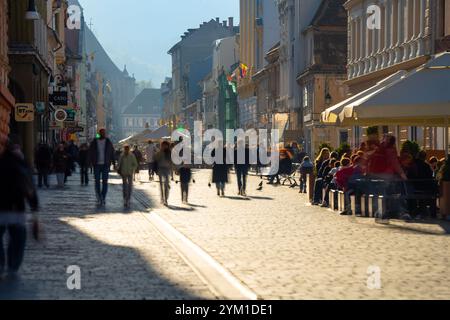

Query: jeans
[[0, 224, 27, 273], [216, 182, 225, 193], [180, 182, 189, 203], [94, 164, 110, 201], [122, 175, 133, 202], [236, 166, 249, 193], [159, 169, 170, 204], [38, 168, 50, 187], [80, 166, 89, 185], [56, 173, 65, 187], [148, 163, 155, 179]]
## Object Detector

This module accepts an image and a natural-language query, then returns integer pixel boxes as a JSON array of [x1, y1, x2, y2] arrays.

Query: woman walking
[[117, 145, 138, 209], [53, 144, 69, 188], [155, 141, 173, 206], [212, 147, 229, 197], [78, 143, 90, 186]]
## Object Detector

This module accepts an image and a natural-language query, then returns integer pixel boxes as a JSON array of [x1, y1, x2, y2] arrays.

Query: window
[[303, 86, 308, 108]]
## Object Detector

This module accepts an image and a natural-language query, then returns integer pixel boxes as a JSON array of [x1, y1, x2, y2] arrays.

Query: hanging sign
[[49, 91, 68, 106], [15, 103, 35, 122], [55, 109, 68, 122]]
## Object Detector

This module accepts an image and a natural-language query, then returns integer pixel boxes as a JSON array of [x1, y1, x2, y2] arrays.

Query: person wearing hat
[[117, 145, 138, 208]]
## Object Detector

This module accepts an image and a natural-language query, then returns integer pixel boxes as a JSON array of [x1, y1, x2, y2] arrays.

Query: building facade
[[167, 17, 237, 129], [122, 88, 162, 138], [297, 0, 348, 155], [0, 0, 14, 149], [345, 0, 450, 149]]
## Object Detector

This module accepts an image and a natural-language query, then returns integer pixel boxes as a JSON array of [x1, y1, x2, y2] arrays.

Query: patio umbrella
[[338, 52, 450, 127], [321, 71, 407, 125]]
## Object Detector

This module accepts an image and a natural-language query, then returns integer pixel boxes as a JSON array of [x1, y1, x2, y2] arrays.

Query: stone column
[[403, 0, 410, 60], [395, 0, 403, 63], [417, 0, 426, 55]]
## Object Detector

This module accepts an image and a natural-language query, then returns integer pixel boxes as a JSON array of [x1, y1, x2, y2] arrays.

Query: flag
[[240, 63, 248, 78]]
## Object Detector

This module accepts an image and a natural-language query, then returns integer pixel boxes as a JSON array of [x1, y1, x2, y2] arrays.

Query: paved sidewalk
[[0, 174, 215, 300], [135, 169, 450, 300]]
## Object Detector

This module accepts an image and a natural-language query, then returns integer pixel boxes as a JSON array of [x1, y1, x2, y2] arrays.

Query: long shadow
[[166, 205, 195, 212], [0, 174, 209, 300], [224, 196, 251, 201], [248, 196, 274, 201]]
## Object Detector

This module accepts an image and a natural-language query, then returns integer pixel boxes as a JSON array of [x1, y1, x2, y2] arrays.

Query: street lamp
[[325, 93, 332, 106], [25, 0, 40, 20]]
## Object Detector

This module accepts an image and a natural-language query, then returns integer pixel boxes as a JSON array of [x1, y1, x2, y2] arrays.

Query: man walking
[[89, 129, 115, 206], [234, 141, 250, 197], [35, 143, 52, 188], [145, 140, 158, 181], [117, 145, 138, 209]]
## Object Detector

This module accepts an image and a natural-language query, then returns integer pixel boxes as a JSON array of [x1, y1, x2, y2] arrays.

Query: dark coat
[[212, 148, 229, 183], [35, 145, 52, 170], [0, 149, 38, 213], [78, 149, 90, 167], [89, 138, 115, 166], [53, 150, 69, 173]]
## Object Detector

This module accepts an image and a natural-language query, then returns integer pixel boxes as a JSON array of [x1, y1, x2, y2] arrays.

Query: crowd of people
[[308, 135, 443, 220]]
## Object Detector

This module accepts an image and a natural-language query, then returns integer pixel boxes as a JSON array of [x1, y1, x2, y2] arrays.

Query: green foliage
[[336, 142, 351, 158], [366, 126, 379, 137], [401, 140, 421, 159], [317, 142, 333, 156]]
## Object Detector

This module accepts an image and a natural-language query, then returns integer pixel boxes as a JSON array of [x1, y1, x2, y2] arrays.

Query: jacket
[[118, 153, 138, 176], [89, 138, 115, 166], [0, 149, 39, 214]]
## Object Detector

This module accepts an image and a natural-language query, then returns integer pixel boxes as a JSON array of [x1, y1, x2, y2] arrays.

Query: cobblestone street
[[0, 174, 215, 300], [135, 169, 450, 300], [1, 169, 450, 300]]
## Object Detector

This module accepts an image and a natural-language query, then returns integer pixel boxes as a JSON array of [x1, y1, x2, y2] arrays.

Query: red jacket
[[336, 166, 355, 191]]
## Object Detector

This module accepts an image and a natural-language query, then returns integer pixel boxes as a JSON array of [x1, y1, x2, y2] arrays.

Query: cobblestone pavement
[[0, 174, 215, 300], [135, 169, 450, 300]]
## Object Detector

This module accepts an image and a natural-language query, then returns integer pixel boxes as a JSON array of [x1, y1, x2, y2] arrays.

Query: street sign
[[49, 91, 68, 106], [15, 103, 34, 122], [55, 109, 68, 122], [36, 102, 46, 114]]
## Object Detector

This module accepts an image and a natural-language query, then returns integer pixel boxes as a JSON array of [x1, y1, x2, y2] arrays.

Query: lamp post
[[25, 0, 40, 20]]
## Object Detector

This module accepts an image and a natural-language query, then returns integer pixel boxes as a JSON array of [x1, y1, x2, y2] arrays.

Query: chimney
[[215, 17, 220, 23], [222, 20, 227, 27], [228, 17, 234, 28]]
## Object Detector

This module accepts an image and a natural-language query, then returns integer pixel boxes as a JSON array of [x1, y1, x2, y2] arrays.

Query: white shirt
[[97, 139, 106, 165]]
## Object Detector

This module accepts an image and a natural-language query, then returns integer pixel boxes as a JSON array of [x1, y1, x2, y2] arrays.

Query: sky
[[79, 0, 240, 86]]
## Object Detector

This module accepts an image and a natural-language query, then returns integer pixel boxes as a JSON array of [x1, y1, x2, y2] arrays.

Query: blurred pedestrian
[[234, 141, 250, 196], [299, 156, 314, 193], [145, 140, 158, 181], [78, 143, 90, 186], [132, 145, 143, 182], [89, 129, 116, 207], [0, 141, 39, 278], [155, 141, 173, 206], [53, 143, 69, 188], [35, 143, 52, 188], [117, 145, 138, 209], [212, 147, 229, 197]]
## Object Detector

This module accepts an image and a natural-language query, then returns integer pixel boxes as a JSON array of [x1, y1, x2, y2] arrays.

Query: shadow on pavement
[[0, 174, 209, 300]]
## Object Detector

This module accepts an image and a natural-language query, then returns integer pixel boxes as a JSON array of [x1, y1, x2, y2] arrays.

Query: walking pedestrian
[[89, 129, 116, 207], [35, 143, 52, 188], [234, 141, 250, 197], [78, 143, 90, 186], [212, 147, 229, 197], [117, 145, 138, 208], [132, 145, 143, 182], [155, 141, 172, 206], [145, 140, 158, 181], [53, 144, 69, 188], [178, 165, 192, 204], [0, 140, 39, 278]]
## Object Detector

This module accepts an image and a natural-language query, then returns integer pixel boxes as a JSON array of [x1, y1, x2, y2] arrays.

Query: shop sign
[[55, 109, 68, 122], [49, 91, 68, 106], [36, 102, 46, 114], [15, 103, 34, 122]]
